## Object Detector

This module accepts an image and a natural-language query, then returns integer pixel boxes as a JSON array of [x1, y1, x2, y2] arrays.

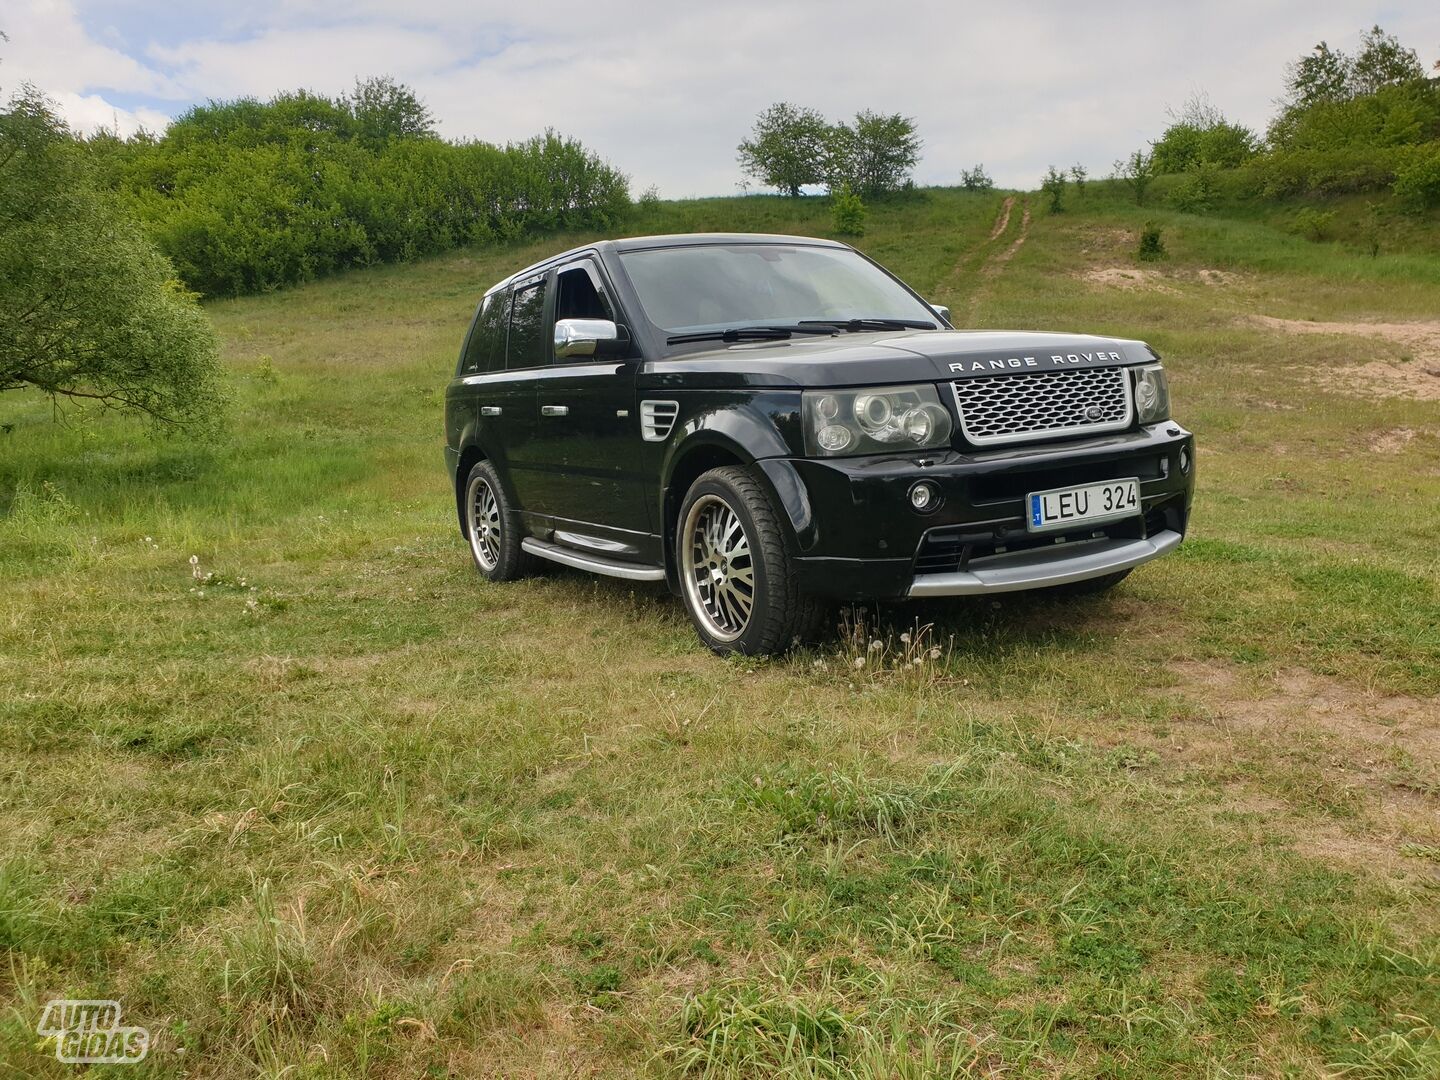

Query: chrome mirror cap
[[554, 318, 619, 358], [929, 303, 952, 326]]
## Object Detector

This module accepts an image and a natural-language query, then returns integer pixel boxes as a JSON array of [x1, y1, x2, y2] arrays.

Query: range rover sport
[[443, 233, 1195, 655]]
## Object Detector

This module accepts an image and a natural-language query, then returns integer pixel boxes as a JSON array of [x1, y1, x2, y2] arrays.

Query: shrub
[[960, 164, 993, 191], [1392, 146, 1440, 210], [1170, 161, 1221, 213], [93, 86, 629, 297], [1291, 207, 1338, 241], [637, 184, 662, 210], [1137, 222, 1166, 261], [830, 184, 866, 236], [1041, 166, 1066, 212], [1114, 150, 1155, 205]]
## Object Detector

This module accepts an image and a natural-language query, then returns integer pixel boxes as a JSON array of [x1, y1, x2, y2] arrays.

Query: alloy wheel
[[467, 473, 501, 572], [681, 493, 755, 641]]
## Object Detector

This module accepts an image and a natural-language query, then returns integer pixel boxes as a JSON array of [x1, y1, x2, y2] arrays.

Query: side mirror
[[555, 318, 623, 359], [929, 303, 952, 326]]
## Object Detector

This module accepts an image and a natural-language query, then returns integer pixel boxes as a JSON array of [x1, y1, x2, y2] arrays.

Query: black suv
[[444, 234, 1195, 655]]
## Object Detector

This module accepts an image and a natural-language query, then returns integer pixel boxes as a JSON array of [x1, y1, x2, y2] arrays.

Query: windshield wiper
[[667, 324, 840, 345], [800, 318, 936, 332]]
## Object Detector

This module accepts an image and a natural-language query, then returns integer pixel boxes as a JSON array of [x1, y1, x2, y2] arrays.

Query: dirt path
[[959, 197, 1031, 322], [987, 195, 1015, 240]]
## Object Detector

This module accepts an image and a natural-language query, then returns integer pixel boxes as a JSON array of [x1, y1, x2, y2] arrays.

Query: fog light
[[909, 481, 940, 512], [1179, 447, 1191, 474]]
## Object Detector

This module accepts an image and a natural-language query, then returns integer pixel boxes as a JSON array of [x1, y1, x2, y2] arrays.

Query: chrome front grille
[[951, 367, 1132, 447]]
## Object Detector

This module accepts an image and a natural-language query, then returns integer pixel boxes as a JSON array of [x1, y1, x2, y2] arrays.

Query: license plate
[[1027, 478, 1139, 533]]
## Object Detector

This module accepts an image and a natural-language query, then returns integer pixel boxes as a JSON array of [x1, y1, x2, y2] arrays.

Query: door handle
[[540, 405, 569, 417], [480, 406, 502, 416]]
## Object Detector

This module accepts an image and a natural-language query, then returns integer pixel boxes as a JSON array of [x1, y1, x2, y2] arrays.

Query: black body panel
[[443, 233, 1194, 601]]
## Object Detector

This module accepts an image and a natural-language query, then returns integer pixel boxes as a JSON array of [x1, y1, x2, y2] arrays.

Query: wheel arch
[[660, 432, 813, 594]]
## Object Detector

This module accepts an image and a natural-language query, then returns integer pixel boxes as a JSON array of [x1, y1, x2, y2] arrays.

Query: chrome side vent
[[640, 399, 679, 442]]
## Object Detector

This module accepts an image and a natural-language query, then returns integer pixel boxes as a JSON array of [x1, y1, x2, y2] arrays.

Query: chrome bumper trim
[[907, 529, 1182, 597]]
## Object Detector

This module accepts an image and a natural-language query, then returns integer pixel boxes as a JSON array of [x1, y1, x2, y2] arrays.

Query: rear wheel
[[463, 460, 530, 582], [677, 466, 824, 656]]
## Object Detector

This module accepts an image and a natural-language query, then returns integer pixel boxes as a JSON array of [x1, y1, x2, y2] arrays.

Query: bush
[[960, 164, 993, 191], [1170, 161, 1221, 213], [1041, 166, 1066, 212], [1114, 150, 1155, 205], [94, 86, 629, 297], [1137, 223, 1166, 261], [1251, 145, 1409, 197], [830, 184, 866, 236], [1291, 207, 1338, 241], [1392, 145, 1440, 210], [637, 184, 662, 210]]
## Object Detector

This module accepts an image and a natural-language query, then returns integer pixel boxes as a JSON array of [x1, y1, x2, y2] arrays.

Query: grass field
[[2, 185, 1438, 1077]]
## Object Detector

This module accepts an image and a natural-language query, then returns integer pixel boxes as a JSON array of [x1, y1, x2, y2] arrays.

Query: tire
[[676, 466, 825, 656], [1044, 568, 1131, 597], [462, 460, 531, 582]]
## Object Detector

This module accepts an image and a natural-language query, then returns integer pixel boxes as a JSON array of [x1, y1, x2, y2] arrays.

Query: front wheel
[[676, 466, 823, 656]]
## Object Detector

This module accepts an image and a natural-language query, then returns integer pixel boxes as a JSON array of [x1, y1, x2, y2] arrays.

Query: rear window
[[461, 291, 508, 373], [507, 280, 547, 368]]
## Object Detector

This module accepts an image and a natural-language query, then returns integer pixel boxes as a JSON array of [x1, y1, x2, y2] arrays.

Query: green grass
[[1, 187, 1438, 1077]]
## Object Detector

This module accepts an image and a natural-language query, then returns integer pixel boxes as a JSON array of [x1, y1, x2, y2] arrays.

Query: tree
[[1350, 26, 1425, 96], [736, 102, 830, 196], [1041, 166, 1066, 212], [0, 87, 225, 431], [1069, 163, 1087, 195], [960, 164, 993, 191], [827, 110, 921, 197], [347, 76, 435, 146], [1113, 150, 1155, 205], [1284, 41, 1353, 108]]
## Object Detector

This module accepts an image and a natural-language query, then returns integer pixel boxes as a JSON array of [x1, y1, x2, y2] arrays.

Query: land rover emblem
[[1084, 405, 1104, 421]]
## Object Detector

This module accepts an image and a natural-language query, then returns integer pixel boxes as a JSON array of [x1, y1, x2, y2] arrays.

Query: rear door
[[524, 259, 656, 560]]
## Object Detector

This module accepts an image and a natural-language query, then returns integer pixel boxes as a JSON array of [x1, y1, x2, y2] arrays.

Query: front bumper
[[759, 423, 1195, 601]]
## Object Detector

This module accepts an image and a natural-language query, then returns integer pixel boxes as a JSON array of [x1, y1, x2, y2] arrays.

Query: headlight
[[1133, 364, 1170, 424], [803, 384, 953, 457]]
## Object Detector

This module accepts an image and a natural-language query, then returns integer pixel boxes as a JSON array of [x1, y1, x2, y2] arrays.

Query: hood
[[638, 329, 1159, 390]]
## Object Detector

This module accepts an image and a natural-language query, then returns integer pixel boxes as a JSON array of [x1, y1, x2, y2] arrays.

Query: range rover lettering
[[443, 234, 1195, 655]]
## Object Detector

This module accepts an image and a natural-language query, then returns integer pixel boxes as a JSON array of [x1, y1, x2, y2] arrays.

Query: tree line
[[1, 75, 630, 432], [1100, 26, 1440, 213]]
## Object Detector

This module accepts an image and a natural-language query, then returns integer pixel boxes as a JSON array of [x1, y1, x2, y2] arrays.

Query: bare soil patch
[[1082, 267, 1179, 294], [1369, 427, 1418, 454], [1080, 265, 1240, 294], [1246, 314, 1440, 400], [1163, 660, 1440, 880]]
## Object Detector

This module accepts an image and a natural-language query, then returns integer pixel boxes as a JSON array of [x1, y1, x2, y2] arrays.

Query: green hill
[[2, 190, 1438, 1076]]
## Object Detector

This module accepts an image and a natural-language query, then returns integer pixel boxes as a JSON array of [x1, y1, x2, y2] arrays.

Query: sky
[[3, 1, 1438, 197]]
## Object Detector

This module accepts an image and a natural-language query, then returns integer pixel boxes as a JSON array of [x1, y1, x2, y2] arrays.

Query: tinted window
[[507, 280, 546, 368], [462, 291, 508, 373], [618, 244, 935, 334], [555, 265, 612, 322]]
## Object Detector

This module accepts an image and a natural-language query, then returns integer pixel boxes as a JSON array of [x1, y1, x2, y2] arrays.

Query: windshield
[[618, 244, 936, 336]]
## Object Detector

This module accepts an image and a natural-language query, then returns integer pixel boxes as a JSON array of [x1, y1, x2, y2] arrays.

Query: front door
[[524, 260, 656, 561]]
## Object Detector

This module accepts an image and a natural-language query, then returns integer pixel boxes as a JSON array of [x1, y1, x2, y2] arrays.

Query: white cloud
[[5, 1, 1439, 193]]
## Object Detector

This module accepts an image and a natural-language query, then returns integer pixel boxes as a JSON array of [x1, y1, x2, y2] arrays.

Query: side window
[[462, 291, 507, 373], [554, 265, 613, 324], [507, 280, 546, 369]]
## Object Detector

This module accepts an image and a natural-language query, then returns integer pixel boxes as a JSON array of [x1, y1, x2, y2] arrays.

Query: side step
[[521, 537, 666, 582]]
